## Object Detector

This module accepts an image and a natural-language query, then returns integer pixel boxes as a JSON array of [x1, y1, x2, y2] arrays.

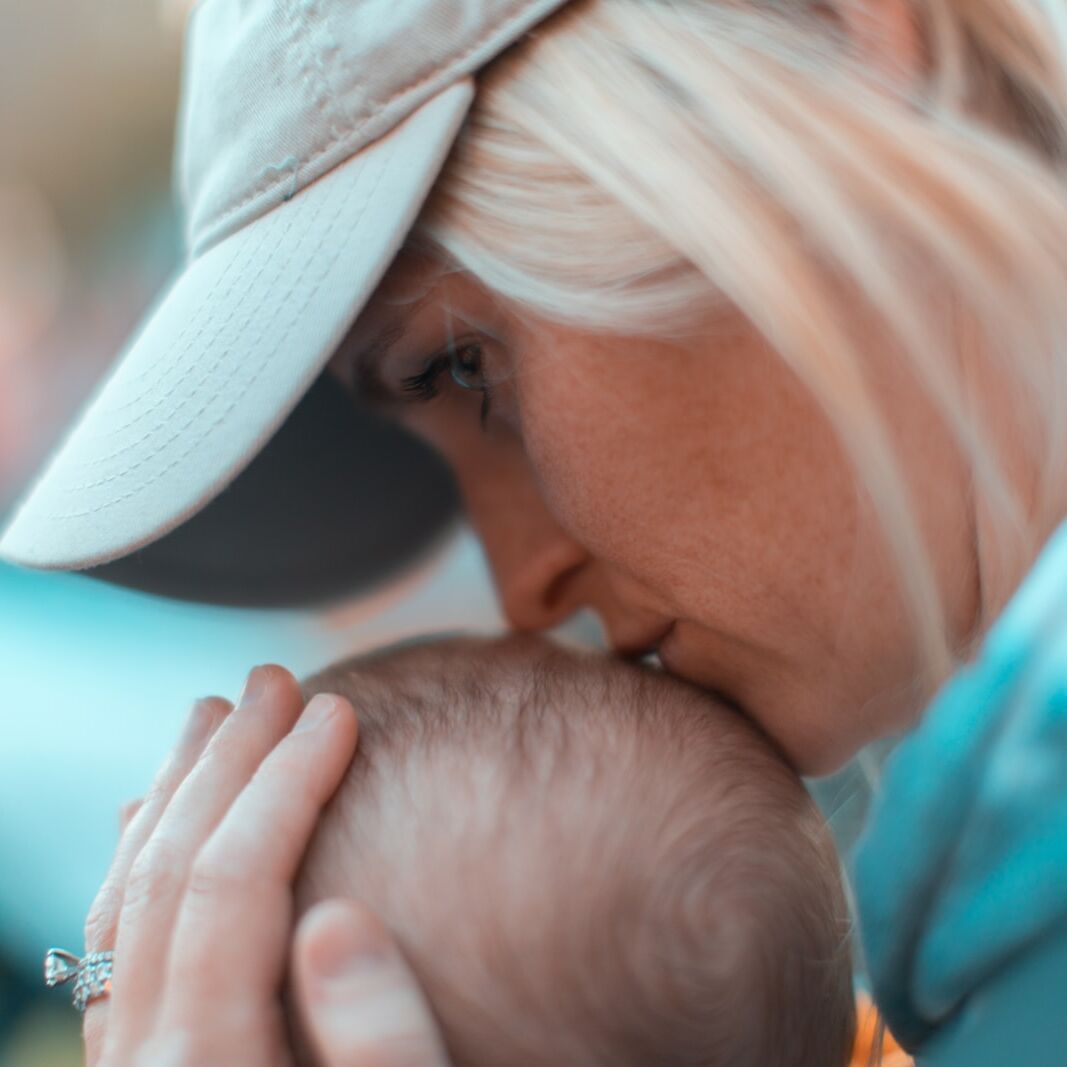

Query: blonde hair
[[412, 0, 1067, 689]]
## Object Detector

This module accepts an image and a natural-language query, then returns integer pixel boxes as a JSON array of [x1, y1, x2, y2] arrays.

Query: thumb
[[293, 899, 452, 1067]]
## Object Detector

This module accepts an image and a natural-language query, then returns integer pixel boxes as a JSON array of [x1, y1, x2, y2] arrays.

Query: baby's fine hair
[[298, 635, 855, 1066]]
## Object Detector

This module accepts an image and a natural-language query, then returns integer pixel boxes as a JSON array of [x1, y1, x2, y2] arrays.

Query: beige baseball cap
[[1, 0, 568, 571]]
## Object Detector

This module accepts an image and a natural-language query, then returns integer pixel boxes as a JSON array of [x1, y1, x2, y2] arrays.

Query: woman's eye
[[449, 343, 486, 392], [399, 342, 494, 428]]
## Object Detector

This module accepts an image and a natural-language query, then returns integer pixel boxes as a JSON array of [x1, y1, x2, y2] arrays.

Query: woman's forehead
[[364, 250, 498, 329], [329, 251, 516, 384], [374, 247, 449, 306], [334, 254, 451, 366]]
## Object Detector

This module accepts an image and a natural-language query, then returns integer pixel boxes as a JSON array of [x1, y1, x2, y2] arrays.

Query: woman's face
[[332, 250, 977, 774]]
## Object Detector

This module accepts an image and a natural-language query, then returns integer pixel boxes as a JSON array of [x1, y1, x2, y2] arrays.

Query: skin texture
[[331, 250, 979, 775], [321, 0, 1002, 778], [82, 668, 448, 1067], [80, 4, 1016, 1066]]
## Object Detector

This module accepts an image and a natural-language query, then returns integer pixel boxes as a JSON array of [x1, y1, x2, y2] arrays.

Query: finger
[[293, 900, 452, 1067], [165, 694, 358, 1025], [105, 666, 305, 1052], [82, 696, 231, 1066], [85, 698, 232, 954], [118, 799, 143, 836]]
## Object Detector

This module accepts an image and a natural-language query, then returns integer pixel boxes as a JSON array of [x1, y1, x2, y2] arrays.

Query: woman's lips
[[656, 625, 749, 717], [655, 624, 682, 674], [620, 622, 747, 723], [614, 620, 676, 660]]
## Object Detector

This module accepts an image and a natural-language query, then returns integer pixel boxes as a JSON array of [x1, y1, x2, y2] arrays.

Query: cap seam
[[204, 0, 552, 236], [293, 0, 348, 151]]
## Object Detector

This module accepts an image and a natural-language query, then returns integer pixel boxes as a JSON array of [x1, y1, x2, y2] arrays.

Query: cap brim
[[0, 79, 474, 571], [81, 373, 461, 607]]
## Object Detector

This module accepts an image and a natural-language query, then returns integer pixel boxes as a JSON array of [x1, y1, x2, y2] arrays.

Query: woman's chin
[[656, 633, 863, 778]]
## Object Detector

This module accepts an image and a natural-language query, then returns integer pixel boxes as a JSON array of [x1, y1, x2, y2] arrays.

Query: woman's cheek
[[518, 371, 682, 579], [399, 401, 485, 465]]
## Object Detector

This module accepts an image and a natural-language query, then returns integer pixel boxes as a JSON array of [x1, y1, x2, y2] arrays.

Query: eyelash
[[400, 342, 493, 428]]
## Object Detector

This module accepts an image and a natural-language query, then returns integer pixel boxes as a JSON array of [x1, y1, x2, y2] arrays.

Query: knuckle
[[185, 849, 255, 901], [85, 881, 123, 950], [123, 840, 186, 914], [141, 765, 169, 798], [140, 770, 177, 811], [117, 799, 144, 836]]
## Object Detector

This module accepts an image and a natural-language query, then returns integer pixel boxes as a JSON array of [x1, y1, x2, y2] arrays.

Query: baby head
[[295, 635, 854, 1066]]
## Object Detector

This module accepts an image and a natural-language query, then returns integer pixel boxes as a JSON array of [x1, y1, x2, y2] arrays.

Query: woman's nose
[[458, 447, 592, 633], [495, 529, 591, 632], [476, 495, 592, 632]]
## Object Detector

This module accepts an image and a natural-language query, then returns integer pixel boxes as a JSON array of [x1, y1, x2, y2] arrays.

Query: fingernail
[[178, 698, 217, 747], [309, 906, 391, 987], [239, 665, 273, 706], [293, 694, 339, 734]]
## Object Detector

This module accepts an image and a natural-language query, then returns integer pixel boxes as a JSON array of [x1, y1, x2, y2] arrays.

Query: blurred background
[[0, 0, 186, 520], [1, 5, 182, 1058], [0, 4, 528, 1062], [0, 3, 875, 1063]]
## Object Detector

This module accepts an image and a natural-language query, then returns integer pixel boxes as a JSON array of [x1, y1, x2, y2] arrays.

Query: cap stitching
[[82, 209, 282, 441], [102, 231, 256, 419], [59, 178, 347, 493], [46, 148, 392, 514], [105, 0, 332, 427], [70, 180, 307, 464], [207, 0, 552, 231]]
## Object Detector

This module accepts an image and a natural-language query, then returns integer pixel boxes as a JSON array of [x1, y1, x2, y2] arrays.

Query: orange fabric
[[850, 994, 914, 1067]]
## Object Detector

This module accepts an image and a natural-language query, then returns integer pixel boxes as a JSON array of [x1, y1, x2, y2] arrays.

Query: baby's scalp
[[295, 635, 854, 1066]]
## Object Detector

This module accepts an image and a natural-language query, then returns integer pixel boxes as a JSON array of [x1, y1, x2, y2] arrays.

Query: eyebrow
[[349, 320, 409, 403], [347, 287, 440, 401]]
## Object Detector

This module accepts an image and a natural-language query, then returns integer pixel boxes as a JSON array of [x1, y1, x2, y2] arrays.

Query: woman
[[11, 0, 1067, 1063]]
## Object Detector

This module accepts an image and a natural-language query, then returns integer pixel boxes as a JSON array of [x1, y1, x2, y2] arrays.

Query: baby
[[293, 635, 855, 1066]]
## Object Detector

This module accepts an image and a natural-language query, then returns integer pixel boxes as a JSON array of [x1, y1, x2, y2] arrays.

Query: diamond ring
[[43, 948, 114, 1013]]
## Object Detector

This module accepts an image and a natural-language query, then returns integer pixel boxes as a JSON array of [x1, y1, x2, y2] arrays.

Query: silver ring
[[43, 948, 114, 1013]]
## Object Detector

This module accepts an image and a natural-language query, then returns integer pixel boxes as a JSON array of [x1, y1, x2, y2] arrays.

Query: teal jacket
[[855, 522, 1067, 1064]]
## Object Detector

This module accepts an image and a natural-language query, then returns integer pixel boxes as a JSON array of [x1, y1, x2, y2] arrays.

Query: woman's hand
[[80, 666, 451, 1067], [291, 898, 453, 1067]]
